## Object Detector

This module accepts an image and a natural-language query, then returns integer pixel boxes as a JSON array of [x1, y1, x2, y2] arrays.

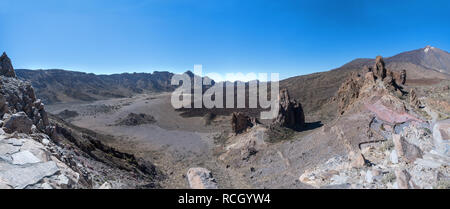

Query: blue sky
[[1, 0, 449, 80]]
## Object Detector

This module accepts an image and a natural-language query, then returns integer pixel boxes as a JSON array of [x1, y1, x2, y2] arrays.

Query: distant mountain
[[15, 69, 176, 104], [387, 46, 450, 75]]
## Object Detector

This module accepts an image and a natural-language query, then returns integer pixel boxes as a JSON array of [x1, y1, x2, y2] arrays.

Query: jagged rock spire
[[374, 56, 386, 80], [0, 52, 16, 77], [273, 88, 305, 130]]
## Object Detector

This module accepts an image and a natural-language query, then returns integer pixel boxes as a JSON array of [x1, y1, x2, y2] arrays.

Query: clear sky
[[1, 0, 449, 80]]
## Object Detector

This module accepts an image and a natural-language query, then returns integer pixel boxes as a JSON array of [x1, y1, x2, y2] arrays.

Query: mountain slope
[[15, 69, 176, 104], [280, 46, 450, 122]]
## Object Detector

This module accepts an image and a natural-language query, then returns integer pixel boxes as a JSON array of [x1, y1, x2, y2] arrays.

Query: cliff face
[[0, 53, 162, 189]]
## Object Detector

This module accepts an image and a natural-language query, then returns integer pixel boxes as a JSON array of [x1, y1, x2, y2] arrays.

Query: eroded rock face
[[337, 74, 363, 114], [187, 167, 218, 189], [0, 76, 51, 133], [0, 52, 16, 78], [273, 88, 305, 130], [374, 56, 387, 80], [231, 112, 255, 134]]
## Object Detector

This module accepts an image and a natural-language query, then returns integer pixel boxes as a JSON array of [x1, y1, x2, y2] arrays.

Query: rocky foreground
[[0, 53, 162, 189], [211, 56, 449, 189]]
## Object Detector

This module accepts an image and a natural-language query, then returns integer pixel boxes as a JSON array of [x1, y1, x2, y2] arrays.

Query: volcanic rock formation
[[0, 52, 16, 77], [273, 88, 305, 130], [231, 112, 258, 134], [338, 56, 407, 115]]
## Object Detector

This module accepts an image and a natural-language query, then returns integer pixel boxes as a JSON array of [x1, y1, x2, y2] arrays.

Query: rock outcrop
[[114, 113, 156, 126], [0, 52, 16, 77], [374, 56, 387, 80], [186, 167, 218, 189], [231, 112, 257, 134], [337, 73, 363, 114], [3, 112, 33, 134], [409, 89, 421, 108], [337, 56, 407, 115], [0, 75, 51, 133], [273, 88, 305, 130]]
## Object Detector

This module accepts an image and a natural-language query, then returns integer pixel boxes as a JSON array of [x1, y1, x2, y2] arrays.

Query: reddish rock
[[365, 100, 422, 124]]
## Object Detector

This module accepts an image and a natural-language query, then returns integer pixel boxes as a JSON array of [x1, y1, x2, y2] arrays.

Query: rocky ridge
[[0, 53, 162, 189], [298, 56, 449, 189]]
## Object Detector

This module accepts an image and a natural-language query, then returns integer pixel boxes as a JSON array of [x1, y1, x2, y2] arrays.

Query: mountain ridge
[[14, 46, 450, 108]]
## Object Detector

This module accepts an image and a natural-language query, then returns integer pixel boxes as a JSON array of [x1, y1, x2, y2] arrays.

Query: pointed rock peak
[[374, 56, 386, 79], [0, 51, 16, 77]]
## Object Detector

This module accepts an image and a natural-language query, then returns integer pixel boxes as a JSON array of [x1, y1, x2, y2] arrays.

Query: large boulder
[[3, 112, 33, 134], [0, 52, 16, 77], [273, 88, 305, 129], [186, 167, 218, 189]]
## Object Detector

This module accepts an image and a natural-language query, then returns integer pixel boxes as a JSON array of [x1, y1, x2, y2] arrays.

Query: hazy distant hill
[[15, 69, 176, 104]]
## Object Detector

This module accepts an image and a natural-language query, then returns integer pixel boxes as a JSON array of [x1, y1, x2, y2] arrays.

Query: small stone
[[40, 182, 53, 189], [365, 170, 374, 183], [57, 174, 70, 185], [42, 138, 50, 145], [99, 181, 112, 189], [390, 150, 399, 164]]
